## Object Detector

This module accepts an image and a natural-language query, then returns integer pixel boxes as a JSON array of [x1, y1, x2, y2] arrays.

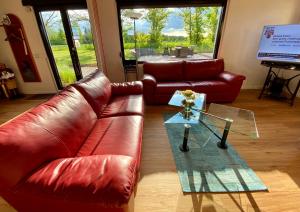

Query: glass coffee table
[[165, 90, 259, 150]]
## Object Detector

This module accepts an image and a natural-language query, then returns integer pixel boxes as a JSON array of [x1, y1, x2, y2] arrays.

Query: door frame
[[34, 4, 87, 89]]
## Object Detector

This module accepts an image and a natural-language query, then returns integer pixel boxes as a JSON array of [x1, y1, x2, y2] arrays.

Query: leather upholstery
[[21, 155, 136, 207], [111, 81, 143, 96], [101, 95, 144, 117], [142, 74, 157, 104], [77, 116, 143, 171], [190, 81, 229, 93], [142, 59, 245, 104], [143, 61, 184, 81], [28, 86, 98, 156], [102, 81, 144, 117], [218, 71, 246, 84], [156, 82, 192, 94], [0, 70, 144, 211], [184, 59, 224, 81], [0, 86, 96, 191], [0, 113, 70, 191], [3, 155, 136, 212], [73, 69, 112, 118]]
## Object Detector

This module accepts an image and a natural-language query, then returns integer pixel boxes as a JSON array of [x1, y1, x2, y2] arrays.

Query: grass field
[[51, 44, 97, 85], [51, 42, 213, 85]]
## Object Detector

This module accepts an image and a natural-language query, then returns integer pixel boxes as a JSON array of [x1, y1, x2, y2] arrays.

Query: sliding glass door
[[36, 7, 97, 89]]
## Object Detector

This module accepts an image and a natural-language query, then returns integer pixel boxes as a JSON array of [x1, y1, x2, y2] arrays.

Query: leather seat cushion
[[77, 116, 143, 165], [156, 82, 192, 94], [100, 94, 144, 118], [190, 80, 231, 93]]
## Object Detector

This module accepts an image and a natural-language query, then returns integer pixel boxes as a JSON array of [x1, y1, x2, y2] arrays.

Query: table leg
[[1, 84, 9, 98], [290, 79, 300, 106], [179, 124, 191, 152], [217, 119, 233, 149], [259, 67, 272, 99]]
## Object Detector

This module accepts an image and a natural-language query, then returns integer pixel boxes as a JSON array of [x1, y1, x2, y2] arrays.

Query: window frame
[[116, 0, 228, 66]]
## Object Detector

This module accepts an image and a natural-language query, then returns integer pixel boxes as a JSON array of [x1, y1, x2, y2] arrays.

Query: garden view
[[41, 7, 221, 86], [121, 7, 222, 60], [41, 10, 97, 86]]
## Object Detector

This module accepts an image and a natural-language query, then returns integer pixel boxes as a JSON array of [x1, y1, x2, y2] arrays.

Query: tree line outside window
[[120, 7, 222, 60]]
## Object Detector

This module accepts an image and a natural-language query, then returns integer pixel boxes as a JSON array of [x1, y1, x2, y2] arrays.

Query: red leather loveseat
[[142, 59, 246, 104], [0, 70, 143, 212]]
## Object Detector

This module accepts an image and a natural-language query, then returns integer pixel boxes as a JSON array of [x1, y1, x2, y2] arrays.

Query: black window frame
[[22, 0, 90, 90], [116, 0, 228, 66]]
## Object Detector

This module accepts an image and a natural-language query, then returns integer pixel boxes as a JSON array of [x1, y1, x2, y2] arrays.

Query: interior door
[[36, 7, 97, 89]]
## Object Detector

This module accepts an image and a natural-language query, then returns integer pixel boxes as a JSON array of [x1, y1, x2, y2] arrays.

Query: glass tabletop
[[165, 90, 259, 140], [165, 102, 259, 140], [200, 103, 259, 139]]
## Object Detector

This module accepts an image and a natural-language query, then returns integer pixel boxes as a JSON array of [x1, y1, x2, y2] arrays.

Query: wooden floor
[[1, 90, 300, 211]]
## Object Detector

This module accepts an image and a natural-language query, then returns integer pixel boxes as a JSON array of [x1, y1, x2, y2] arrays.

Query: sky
[[123, 8, 188, 37]]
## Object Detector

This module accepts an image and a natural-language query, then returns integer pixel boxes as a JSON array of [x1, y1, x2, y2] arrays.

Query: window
[[117, 1, 227, 64]]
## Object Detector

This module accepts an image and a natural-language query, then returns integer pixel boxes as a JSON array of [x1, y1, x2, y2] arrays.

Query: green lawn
[[51, 42, 213, 85], [51, 44, 97, 85]]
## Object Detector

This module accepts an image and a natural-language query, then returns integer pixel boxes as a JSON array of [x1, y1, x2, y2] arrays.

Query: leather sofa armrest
[[142, 74, 157, 87], [141, 74, 157, 104], [217, 71, 246, 84], [24, 155, 137, 208], [111, 81, 143, 96]]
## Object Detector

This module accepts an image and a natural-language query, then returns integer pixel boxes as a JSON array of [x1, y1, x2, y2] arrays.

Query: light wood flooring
[[0, 90, 300, 212]]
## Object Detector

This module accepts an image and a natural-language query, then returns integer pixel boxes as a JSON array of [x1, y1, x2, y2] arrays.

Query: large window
[[117, 1, 226, 64]]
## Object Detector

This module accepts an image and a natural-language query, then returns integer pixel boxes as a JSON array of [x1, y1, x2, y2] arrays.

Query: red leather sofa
[[142, 59, 246, 104], [0, 70, 144, 212]]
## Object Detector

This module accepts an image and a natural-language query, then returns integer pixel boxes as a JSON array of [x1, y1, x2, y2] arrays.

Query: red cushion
[[184, 59, 224, 81], [190, 80, 230, 93], [156, 82, 192, 94], [0, 86, 97, 190], [101, 94, 144, 118], [0, 114, 70, 191], [111, 81, 143, 96], [10, 155, 136, 210], [77, 116, 143, 160], [73, 69, 112, 118], [143, 61, 184, 82], [28, 86, 97, 156]]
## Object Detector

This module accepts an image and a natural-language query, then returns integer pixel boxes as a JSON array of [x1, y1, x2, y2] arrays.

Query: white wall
[[94, 0, 125, 82], [0, 0, 58, 94], [94, 0, 300, 94], [219, 0, 300, 92], [0, 0, 300, 94]]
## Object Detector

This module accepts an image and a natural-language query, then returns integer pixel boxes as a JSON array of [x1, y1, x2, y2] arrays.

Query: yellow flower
[[181, 90, 195, 99]]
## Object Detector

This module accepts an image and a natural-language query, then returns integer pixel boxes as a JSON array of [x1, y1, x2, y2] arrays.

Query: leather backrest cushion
[[143, 61, 184, 81], [0, 113, 71, 190], [184, 59, 224, 81], [73, 70, 112, 117], [28, 86, 97, 156], [0, 87, 97, 190]]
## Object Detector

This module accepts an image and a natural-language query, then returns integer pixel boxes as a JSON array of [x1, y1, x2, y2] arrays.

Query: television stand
[[258, 61, 300, 106]]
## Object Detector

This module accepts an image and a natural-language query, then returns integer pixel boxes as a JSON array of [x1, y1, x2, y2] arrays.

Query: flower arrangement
[[181, 90, 196, 118], [181, 89, 196, 100]]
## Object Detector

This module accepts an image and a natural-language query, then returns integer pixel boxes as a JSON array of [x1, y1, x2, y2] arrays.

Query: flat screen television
[[257, 24, 300, 64]]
